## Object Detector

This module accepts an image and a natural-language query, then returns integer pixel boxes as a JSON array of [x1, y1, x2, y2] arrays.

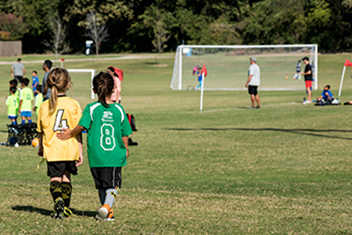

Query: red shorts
[[305, 80, 312, 88]]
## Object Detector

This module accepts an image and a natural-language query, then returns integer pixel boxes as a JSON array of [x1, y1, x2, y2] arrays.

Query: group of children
[[35, 68, 132, 221], [6, 71, 43, 125]]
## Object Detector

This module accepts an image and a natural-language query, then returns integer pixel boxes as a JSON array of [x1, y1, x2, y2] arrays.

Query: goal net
[[66, 69, 96, 99], [171, 44, 318, 91]]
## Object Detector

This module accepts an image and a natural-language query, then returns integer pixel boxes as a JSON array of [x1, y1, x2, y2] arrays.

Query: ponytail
[[46, 68, 71, 115], [49, 84, 58, 115]]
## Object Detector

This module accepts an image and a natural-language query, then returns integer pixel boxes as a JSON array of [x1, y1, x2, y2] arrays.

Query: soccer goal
[[67, 69, 96, 99], [171, 44, 318, 91]]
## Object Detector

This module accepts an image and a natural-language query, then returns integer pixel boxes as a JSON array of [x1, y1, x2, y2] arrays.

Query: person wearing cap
[[301, 57, 313, 104], [107, 66, 123, 103], [245, 57, 260, 109]]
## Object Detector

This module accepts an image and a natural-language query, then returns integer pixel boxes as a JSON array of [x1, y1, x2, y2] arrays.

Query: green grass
[[0, 53, 352, 234]]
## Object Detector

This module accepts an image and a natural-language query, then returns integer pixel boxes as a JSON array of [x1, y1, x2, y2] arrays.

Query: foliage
[[0, 13, 27, 40], [0, 0, 352, 53], [43, 16, 71, 66], [139, 3, 176, 63], [85, 11, 109, 58], [0, 31, 11, 40]]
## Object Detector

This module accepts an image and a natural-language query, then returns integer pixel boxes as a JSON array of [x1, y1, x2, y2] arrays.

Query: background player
[[301, 57, 313, 104], [293, 60, 301, 80], [57, 72, 132, 221], [6, 87, 19, 125], [19, 78, 33, 124], [34, 85, 43, 118], [37, 68, 83, 219]]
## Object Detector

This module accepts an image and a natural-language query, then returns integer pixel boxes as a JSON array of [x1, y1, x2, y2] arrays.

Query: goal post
[[67, 69, 96, 99], [171, 44, 318, 91]]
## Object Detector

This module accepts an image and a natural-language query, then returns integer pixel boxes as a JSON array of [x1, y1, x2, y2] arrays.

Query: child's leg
[[98, 189, 107, 205], [27, 116, 32, 123], [21, 115, 25, 124], [61, 171, 72, 208], [50, 177, 63, 202], [103, 188, 118, 208]]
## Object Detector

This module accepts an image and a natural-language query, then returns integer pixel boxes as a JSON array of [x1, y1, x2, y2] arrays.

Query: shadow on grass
[[12, 205, 96, 217], [164, 127, 352, 140]]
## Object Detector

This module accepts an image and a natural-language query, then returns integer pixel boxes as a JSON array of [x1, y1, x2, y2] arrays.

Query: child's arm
[[122, 136, 129, 158], [38, 133, 43, 156], [56, 125, 85, 140], [19, 100, 22, 113], [75, 133, 83, 167]]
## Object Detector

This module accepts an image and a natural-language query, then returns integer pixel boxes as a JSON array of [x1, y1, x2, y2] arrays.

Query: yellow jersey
[[37, 95, 82, 162]]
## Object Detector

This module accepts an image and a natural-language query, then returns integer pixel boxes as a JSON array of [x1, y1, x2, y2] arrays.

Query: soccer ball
[[32, 138, 39, 147]]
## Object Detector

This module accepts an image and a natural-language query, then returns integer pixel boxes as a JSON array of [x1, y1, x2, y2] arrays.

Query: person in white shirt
[[245, 57, 261, 109]]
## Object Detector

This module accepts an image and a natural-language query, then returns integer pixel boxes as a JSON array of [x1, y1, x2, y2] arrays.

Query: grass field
[[1, 53, 352, 234]]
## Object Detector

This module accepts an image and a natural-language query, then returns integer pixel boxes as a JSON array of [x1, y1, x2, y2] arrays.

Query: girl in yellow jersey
[[37, 68, 83, 219]]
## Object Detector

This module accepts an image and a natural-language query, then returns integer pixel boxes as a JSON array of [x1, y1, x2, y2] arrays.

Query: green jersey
[[35, 93, 43, 116], [20, 87, 33, 111], [6, 95, 19, 116], [79, 102, 132, 168]]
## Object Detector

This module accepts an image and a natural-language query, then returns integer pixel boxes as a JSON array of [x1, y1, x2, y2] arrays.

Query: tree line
[[0, 0, 351, 55]]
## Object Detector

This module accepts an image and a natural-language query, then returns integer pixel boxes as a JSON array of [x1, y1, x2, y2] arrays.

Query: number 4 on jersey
[[54, 109, 69, 132]]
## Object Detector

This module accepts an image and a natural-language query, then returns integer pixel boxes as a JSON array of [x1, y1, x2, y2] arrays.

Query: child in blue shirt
[[195, 67, 202, 90], [32, 70, 39, 96], [317, 85, 333, 102]]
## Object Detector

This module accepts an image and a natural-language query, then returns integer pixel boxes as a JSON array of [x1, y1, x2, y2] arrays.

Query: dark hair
[[326, 85, 330, 89], [36, 85, 42, 92], [9, 79, 18, 87], [9, 87, 17, 94], [93, 72, 114, 107], [298, 60, 301, 63], [22, 78, 30, 86], [107, 66, 118, 77], [44, 60, 53, 70], [17, 58, 21, 62], [33, 70, 37, 74]]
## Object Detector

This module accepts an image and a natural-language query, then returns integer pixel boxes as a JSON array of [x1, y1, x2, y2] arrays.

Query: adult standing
[[42, 60, 53, 101], [301, 57, 312, 104], [11, 58, 25, 83], [245, 57, 260, 109]]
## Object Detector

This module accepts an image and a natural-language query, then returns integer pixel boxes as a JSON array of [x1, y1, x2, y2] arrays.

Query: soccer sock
[[104, 188, 118, 208], [21, 120, 25, 124], [98, 189, 106, 205], [28, 119, 32, 123], [12, 121, 16, 125], [50, 181, 62, 203], [60, 182, 72, 208]]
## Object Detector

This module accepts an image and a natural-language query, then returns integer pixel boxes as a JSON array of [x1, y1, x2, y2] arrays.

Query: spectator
[[32, 70, 39, 97], [11, 58, 25, 83], [42, 60, 53, 101], [245, 57, 261, 109]]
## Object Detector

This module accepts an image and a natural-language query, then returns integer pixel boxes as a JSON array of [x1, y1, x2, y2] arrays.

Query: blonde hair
[[46, 68, 71, 114]]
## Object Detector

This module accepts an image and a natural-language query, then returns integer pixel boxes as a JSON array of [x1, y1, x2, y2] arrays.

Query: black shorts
[[47, 161, 78, 177], [14, 76, 23, 83], [90, 167, 122, 189], [248, 85, 258, 95]]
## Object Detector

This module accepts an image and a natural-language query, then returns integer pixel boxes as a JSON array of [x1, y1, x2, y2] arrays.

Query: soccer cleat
[[52, 197, 65, 219], [64, 207, 73, 217], [95, 204, 110, 221], [106, 208, 115, 221]]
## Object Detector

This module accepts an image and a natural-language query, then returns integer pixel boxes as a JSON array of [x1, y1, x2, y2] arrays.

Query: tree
[[85, 11, 109, 58], [139, 4, 176, 64], [43, 16, 71, 66], [0, 13, 27, 40]]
